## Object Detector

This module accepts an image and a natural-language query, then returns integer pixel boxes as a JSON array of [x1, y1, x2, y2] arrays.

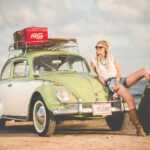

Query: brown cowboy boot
[[129, 109, 146, 136]]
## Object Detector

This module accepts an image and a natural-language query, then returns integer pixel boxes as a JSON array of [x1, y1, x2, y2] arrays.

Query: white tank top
[[92, 56, 117, 80]]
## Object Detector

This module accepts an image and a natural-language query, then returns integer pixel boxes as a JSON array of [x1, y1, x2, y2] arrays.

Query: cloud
[[0, 0, 150, 74], [96, 0, 150, 23]]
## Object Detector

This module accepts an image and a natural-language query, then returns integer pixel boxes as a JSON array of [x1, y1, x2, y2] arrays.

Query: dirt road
[[0, 116, 150, 150]]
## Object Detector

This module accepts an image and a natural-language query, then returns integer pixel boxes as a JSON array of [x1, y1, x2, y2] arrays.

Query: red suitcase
[[14, 27, 48, 49]]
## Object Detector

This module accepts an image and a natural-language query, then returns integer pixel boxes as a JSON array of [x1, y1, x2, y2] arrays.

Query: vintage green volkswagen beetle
[[0, 38, 128, 136]]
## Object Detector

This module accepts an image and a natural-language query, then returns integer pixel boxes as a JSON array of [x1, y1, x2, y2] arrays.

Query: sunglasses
[[95, 46, 103, 49]]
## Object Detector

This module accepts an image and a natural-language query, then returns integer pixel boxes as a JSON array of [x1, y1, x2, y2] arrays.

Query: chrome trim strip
[[1, 115, 28, 121]]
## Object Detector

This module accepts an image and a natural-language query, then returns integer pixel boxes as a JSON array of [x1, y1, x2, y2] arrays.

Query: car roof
[[7, 50, 82, 62]]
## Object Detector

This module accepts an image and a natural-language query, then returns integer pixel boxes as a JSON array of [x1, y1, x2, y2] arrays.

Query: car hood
[[38, 72, 109, 102]]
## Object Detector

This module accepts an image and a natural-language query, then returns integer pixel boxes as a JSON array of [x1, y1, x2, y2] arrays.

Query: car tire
[[0, 119, 6, 129], [106, 112, 124, 131], [138, 86, 150, 134], [33, 98, 56, 136]]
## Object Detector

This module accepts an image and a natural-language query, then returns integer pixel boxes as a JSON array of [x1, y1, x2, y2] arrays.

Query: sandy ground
[[0, 114, 150, 150]]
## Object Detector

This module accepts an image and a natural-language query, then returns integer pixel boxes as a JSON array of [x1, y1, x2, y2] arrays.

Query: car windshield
[[33, 55, 90, 73]]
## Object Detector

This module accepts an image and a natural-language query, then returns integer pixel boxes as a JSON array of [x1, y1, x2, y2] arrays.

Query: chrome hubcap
[[36, 106, 45, 125]]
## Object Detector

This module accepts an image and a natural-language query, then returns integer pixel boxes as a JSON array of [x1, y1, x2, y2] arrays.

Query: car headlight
[[56, 88, 70, 103]]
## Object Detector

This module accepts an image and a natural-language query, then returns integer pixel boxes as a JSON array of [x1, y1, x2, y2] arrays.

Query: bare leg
[[117, 84, 136, 109], [117, 84, 145, 136], [126, 68, 150, 88]]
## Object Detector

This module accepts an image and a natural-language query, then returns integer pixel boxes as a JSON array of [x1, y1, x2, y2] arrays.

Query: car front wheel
[[106, 112, 124, 131], [33, 98, 56, 136]]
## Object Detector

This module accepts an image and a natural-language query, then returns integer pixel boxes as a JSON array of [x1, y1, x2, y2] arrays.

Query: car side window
[[72, 61, 88, 73], [58, 62, 70, 71], [13, 60, 29, 78], [1, 62, 12, 80]]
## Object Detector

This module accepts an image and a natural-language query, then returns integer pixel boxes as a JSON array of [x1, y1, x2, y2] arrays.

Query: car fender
[[27, 82, 60, 120], [36, 83, 59, 109]]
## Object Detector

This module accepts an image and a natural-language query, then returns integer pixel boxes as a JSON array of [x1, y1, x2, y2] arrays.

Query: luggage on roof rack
[[11, 37, 77, 52], [10, 27, 79, 55], [13, 27, 48, 49], [8, 37, 78, 58], [45, 38, 77, 49]]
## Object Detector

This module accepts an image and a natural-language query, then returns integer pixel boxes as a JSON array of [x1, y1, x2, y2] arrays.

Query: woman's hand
[[113, 80, 120, 92]]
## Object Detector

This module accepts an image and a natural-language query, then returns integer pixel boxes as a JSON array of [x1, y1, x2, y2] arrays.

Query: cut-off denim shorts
[[106, 77, 128, 93]]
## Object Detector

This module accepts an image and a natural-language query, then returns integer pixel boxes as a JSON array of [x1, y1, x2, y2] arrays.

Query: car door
[[0, 61, 12, 116], [2, 59, 42, 118]]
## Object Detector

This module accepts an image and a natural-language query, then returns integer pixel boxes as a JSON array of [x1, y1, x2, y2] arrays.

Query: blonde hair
[[95, 40, 110, 69]]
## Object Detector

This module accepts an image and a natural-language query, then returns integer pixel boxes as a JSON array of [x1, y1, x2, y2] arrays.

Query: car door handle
[[7, 83, 12, 87]]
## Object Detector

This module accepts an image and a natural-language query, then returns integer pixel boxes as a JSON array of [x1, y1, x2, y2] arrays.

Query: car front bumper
[[53, 100, 129, 116]]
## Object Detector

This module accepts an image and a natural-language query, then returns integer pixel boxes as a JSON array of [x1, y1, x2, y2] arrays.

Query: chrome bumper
[[53, 101, 128, 116]]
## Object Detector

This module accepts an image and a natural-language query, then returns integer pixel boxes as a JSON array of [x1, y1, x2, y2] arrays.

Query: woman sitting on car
[[90, 40, 150, 136]]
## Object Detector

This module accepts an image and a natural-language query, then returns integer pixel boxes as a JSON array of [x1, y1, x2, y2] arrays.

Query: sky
[[0, 0, 150, 75]]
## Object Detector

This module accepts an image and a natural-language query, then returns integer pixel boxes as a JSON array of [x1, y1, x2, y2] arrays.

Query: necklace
[[100, 58, 107, 65]]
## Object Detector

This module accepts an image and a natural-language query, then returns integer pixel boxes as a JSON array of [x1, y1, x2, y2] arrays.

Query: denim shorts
[[106, 77, 128, 93]]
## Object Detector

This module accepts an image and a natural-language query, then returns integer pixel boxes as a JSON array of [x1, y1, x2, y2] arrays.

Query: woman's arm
[[90, 60, 97, 74], [113, 58, 122, 91], [114, 59, 122, 81], [90, 59, 106, 85], [97, 75, 106, 85]]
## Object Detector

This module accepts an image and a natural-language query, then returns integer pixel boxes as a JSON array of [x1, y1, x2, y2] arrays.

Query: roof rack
[[8, 38, 79, 58]]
